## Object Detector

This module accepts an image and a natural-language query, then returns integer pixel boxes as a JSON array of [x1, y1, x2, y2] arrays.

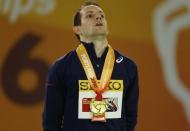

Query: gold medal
[[76, 43, 115, 122], [90, 99, 108, 122], [90, 99, 108, 115]]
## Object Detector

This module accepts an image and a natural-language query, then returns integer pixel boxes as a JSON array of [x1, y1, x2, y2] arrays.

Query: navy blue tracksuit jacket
[[43, 42, 139, 131]]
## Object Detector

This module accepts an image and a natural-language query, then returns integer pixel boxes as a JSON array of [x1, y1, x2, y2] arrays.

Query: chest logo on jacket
[[116, 56, 123, 63]]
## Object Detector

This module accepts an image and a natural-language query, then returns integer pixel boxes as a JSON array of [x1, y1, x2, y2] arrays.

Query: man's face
[[79, 5, 108, 38]]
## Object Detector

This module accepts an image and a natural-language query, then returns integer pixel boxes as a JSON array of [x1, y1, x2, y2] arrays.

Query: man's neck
[[80, 36, 108, 58]]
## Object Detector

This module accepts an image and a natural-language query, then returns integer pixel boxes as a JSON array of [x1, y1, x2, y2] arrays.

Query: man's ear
[[73, 26, 81, 35]]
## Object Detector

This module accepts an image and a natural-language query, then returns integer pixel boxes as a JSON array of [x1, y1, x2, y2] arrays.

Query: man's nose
[[96, 15, 102, 21]]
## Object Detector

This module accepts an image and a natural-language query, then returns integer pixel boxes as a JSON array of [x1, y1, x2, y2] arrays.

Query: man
[[42, 1, 139, 131]]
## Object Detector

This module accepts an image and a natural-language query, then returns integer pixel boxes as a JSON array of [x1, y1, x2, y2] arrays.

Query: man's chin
[[93, 31, 108, 36], [92, 33, 108, 38]]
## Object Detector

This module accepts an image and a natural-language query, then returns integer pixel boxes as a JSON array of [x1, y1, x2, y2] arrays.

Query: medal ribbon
[[76, 43, 115, 100]]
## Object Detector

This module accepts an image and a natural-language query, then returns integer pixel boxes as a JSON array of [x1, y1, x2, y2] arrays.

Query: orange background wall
[[0, 0, 189, 131]]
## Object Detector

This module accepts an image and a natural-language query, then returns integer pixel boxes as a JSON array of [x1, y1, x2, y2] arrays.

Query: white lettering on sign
[[0, 0, 56, 23], [153, 0, 190, 124]]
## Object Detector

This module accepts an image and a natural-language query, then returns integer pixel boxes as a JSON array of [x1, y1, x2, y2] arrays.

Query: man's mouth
[[96, 23, 103, 26]]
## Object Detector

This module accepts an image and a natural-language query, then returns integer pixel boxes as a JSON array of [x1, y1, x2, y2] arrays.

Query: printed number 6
[[1, 33, 49, 105]]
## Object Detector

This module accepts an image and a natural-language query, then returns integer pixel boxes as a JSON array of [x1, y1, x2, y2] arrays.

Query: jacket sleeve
[[126, 62, 139, 131], [42, 60, 66, 131]]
